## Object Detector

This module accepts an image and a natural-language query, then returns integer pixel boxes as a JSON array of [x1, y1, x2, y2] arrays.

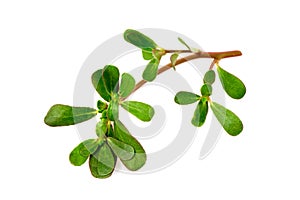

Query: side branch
[[122, 50, 242, 100]]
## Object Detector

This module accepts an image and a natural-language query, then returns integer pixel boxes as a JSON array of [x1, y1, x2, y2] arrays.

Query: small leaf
[[174, 91, 200, 105], [203, 70, 216, 84], [44, 104, 97, 127], [91, 69, 111, 101], [178, 37, 191, 51], [170, 53, 179, 70], [119, 73, 136, 98], [114, 120, 146, 171], [142, 48, 153, 60], [97, 100, 107, 112], [200, 84, 213, 96], [69, 139, 98, 166], [107, 137, 134, 161], [142, 58, 159, 82], [210, 102, 243, 136], [121, 101, 154, 122], [217, 65, 246, 99], [96, 119, 108, 138], [107, 97, 119, 121], [102, 65, 120, 95], [89, 143, 116, 179], [191, 98, 208, 127], [124, 29, 157, 49]]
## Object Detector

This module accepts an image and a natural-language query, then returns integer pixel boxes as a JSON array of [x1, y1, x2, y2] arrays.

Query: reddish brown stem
[[122, 50, 242, 100]]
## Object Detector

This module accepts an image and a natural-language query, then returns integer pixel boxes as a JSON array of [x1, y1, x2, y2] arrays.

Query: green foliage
[[210, 102, 243, 136], [119, 73, 135, 98], [174, 91, 200, 105], [95, 119, 108, 138], [124, 29, 157, 49], [44, 104, 97, 127], [97, 100, 107, 112], [69, 139, 98, 166], [121, 101, 155, 122], [142, 48, 154, 60], [89, 143, 116, 179], [107, 137, 134, 161], [178, 37, 192, 51], [217, 65, 246, 99], [178, 37, 199, 52], [45, 28, 246, 179], [114, 120, 146, 171], [191, 98, 208, 127], [142, 58, 159, 81], [107, 96, 119, 121], [203, 70, 216, 84], [170, 53, 179, 70], [200, 84, 213, 96]]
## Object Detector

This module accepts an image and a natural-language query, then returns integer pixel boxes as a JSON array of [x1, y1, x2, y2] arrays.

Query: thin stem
[[122, 50, 242, 100], [164, 49, 193, 53], [209, 59, 218, 70]]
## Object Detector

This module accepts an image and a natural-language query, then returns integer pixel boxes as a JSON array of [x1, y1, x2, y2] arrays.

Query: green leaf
[[121, 101, 154, 122], [200, 84, 213, 96], [91, 65, 120, 101], [91, 69, 111, 101], [107, 97, 119, 121], [217, 65, 246, 99], [89, 143, 116, 179], [124, 29, 157, 49], [203, 70, 216, 84], [174, 91, 200, 105], [210, 102, 243, 136], [97, 100, 107, 112], [142, 48, 153, 60], [107, 137, 134, 161], [69, 139, 98, 166], [142, 58, 159, 82], [44, 104, 97, 127], [119, 73, 136, 98], [114, 120, 146, 171], [96, 119, 108, 138], [178, 37, 191, 51], [170, 53, 179, 70], [191, 98, 208, 127], [102, 65, 120, 95]]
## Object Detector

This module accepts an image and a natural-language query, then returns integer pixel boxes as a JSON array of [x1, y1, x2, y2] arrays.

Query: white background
[[1, 0, 300, 199]]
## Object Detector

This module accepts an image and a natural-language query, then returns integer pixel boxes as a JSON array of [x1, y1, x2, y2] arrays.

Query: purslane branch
[[123, 50, 242, 100]]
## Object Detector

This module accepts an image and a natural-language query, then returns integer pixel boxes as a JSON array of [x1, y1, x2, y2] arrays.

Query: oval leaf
[[89, 143, 116, 179], [142, 48, 153, 60], [119, 73, 136, 98], [124, 29, 157, 49], [91, 69, 111, 101], [203, 70, 216, 84], [210, 102, 243, 136], [44, 104, 97, 127], [191, 98, 208, 127], [114, 120, 146, 171], [170, 53, 179, 70], [142, 58, 159, 82], [91, 65, 120, 101], [174, 91, 200, 105], [200, 84, 213, 96], [107, 137, 134, 161], [121, 101, 154, 122], [102, 65, 120, 95], [69, 139, 98, 166], [217, 66, 246, 99]]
